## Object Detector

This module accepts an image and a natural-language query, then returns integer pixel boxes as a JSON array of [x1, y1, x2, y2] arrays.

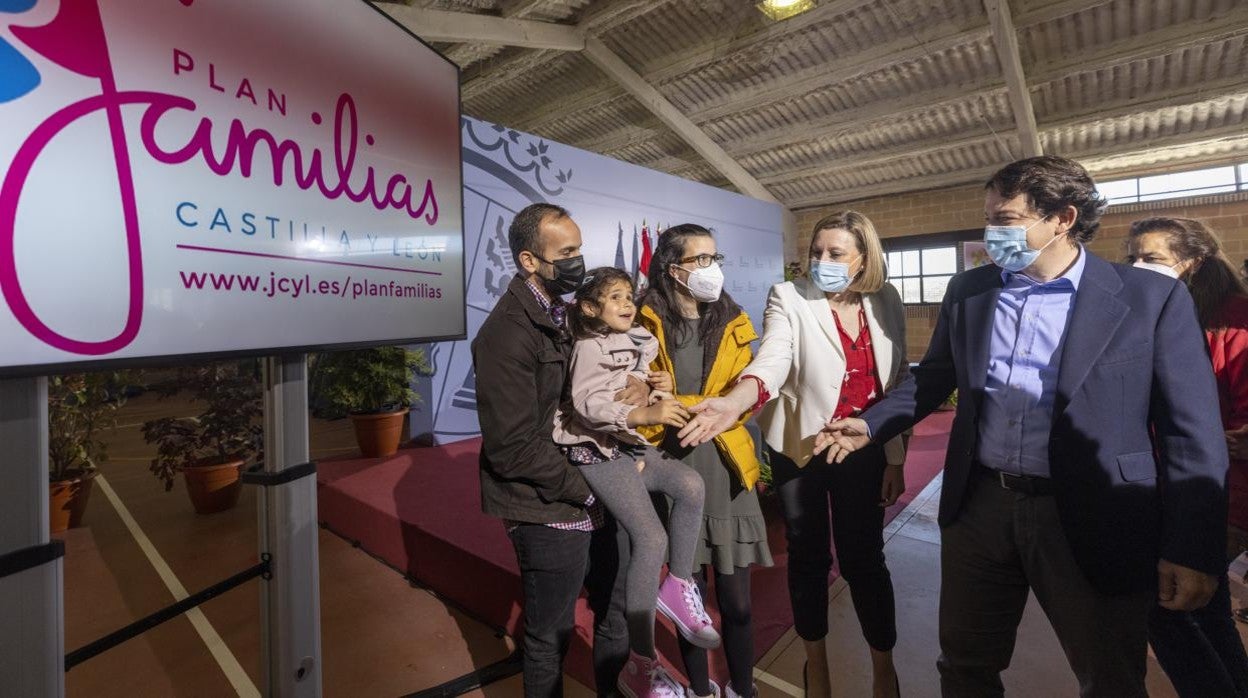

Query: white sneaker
[[685, 680, 720, 698]]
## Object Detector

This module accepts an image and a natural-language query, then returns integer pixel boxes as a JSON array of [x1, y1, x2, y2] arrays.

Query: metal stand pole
[[260, 356, 322, 697], [0, 377, 63, 697]]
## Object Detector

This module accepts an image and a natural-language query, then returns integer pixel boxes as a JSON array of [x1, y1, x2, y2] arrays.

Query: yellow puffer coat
[[637, 305, 762, 490]]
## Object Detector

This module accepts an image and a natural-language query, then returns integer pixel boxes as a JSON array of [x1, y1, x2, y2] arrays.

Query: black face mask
[[532, 253, 585, 296]]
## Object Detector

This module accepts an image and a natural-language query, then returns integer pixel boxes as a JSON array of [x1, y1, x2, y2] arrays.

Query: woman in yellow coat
[[638, 223, 773, 698]]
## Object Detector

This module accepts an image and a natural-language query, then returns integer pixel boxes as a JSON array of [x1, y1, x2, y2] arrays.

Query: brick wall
[[791, 184, 986, 260], [788, 187, 1248, 357]]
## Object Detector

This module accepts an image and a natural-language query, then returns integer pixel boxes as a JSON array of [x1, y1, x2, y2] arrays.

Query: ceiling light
[[757, 0, 815, 21]]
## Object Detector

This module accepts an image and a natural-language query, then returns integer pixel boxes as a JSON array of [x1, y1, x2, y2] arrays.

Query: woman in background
[[1127, 216, 1248, 698]]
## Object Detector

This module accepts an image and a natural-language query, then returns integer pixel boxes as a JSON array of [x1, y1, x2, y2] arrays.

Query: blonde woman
[[680, 211, 908, 698]]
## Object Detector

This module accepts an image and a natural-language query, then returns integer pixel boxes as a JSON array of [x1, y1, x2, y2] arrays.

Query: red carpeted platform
[[317, 411, 952, 689]]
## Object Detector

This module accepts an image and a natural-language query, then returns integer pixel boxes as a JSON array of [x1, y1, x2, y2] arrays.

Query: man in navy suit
[[820, 156, 1228, 696]]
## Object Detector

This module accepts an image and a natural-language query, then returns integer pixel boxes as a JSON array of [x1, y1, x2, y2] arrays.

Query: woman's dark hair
[[985, 156, 1108, 243], [567, 266, 636, 340], [1126, 217, 1247, 330], [639, 223, 741, 351]]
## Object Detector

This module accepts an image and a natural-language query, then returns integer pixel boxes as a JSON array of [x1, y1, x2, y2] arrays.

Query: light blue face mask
[[983, 218, 1056, 272], [809, 256, 860, 293]]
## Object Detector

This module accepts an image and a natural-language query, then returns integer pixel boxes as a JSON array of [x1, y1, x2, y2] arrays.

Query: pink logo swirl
[[0, 0, 142, 355]]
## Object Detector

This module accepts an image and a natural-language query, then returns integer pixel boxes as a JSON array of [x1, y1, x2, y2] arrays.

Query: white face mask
[[1132, 260, 1180, 279], [674, 262, 724, 303]]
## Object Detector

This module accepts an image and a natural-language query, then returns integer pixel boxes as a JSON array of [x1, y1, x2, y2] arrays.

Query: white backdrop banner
[[0, 0, 464, 374], [413, 117, 784, 445]]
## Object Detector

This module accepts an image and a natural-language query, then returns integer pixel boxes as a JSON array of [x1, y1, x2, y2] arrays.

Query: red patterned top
[[1210, 294, 1248, 531], [832, 305, 882, 421]]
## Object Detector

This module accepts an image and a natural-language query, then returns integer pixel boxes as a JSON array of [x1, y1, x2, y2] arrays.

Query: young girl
[[552, 266, 719, 698]]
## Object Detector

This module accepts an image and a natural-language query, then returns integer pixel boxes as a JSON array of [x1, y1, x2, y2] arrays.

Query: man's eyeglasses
[[677, 253, 725, 268]]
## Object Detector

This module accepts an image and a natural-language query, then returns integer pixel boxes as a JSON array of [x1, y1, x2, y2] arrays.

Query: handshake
[[812, 417, 873, 464]]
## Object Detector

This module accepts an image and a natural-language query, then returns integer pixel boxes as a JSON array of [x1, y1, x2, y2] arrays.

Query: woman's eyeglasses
[[677, 253, 725, 268]]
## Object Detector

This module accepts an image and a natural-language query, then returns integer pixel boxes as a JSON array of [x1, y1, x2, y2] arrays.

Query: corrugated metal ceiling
[[380, 0, 1248, 208]]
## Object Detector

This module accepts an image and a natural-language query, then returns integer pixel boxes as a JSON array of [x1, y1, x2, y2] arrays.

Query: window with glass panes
[[887, 246, 956, 304], [1098, 164, 1246, 205]]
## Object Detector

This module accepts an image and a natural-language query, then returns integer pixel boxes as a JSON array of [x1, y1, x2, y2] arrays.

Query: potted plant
[[141, 361, 263, 514], [47, 372, 129, 532], [311, 346, 430, 458]]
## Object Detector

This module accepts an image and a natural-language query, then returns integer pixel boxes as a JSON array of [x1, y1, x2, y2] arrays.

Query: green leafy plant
[[310, 346, 431, 418], [48, 372, 130, 482], [947, 389, 958, 407], [141, 361, 263, 492], [784, 261, 805, 282], [757, 455, 774, 492]]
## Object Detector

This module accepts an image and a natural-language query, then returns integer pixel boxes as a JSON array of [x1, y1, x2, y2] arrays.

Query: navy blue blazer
[[864, 252, 1228, 594]]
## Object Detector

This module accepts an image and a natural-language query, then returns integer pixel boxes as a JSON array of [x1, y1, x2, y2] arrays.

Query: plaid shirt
[[511, 277, 604, 532]]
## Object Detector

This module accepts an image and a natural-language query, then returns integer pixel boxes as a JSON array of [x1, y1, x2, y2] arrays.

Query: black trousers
[[939, 470, 1154, 697], [770, 445, 896, 650], [1149, 571, 1248, 697], [508, 516, 630, 697]]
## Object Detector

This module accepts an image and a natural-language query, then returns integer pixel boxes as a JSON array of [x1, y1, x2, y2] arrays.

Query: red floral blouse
[[832, 305, 882, 421]]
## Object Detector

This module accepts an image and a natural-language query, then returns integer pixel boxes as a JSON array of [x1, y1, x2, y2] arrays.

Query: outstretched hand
[[677, 395, 748, 448], [813, 417, 872, 464]]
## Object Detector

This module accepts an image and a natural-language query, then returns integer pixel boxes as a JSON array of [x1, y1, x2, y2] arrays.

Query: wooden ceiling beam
[[581, 37, 781, 204], [984, 0, 1041, 157], [488, 0, 879, 132], [377, 6, 583, 50], [459, 0, 677, 101], [1013, 0, 1116, 28], [442, 0, 553, 68]]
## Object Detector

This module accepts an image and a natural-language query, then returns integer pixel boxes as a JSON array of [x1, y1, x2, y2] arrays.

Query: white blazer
[[746, 277, 909, 466]]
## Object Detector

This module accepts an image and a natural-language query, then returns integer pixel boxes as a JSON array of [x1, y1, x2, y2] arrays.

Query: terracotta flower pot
[[182, 460, 244, 515], [49, 472, 96, 533], [350, 409, 408, 458]]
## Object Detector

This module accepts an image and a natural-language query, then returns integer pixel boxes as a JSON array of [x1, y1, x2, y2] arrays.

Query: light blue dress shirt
[[976, 247, 1087, 477]]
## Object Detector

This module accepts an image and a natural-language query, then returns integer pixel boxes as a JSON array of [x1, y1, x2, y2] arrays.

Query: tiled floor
[[64, 392, 528, 697], [60, 392, 1239, 696], [751, 473, 1197, 698]]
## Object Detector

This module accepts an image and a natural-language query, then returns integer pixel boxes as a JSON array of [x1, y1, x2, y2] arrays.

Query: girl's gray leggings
[[579, 445, 705, 657]]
